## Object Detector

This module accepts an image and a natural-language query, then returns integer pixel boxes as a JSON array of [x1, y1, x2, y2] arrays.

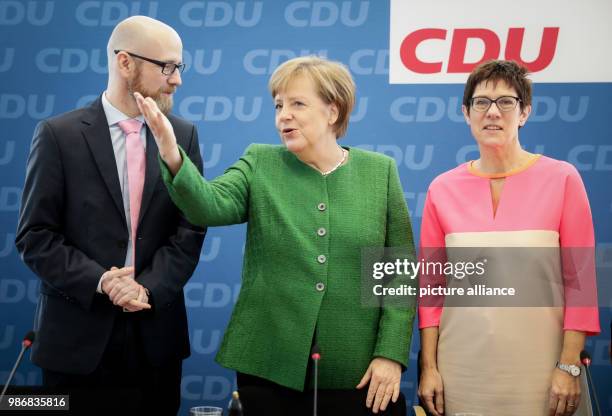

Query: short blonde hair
[[268, 56, 356, 138]]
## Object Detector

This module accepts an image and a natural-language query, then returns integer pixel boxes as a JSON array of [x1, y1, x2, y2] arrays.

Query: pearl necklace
[[321, 147, 347, 176]]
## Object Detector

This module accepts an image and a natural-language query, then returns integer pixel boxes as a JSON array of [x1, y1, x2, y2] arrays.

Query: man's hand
[[123, 285, 150, 312], [101, 266, 133, 295], [101, 266, 151, 311], [133, 91, 182, 175]]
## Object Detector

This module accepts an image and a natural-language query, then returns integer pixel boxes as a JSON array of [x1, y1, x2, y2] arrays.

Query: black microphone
[[0, 331, 36, 405], [310, 344, 321, 416], [580, 350, 601, 416]]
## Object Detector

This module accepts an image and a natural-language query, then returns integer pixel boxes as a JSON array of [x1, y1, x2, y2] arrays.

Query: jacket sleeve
[[372, 158, 417, 369], [15, 120, 106, 311], [160, 143, 259, 227], [137, 124, 206, 309]]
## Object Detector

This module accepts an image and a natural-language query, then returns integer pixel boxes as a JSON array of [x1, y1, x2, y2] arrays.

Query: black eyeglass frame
[[469, 96, 522, 113], [114, 49, 185, 76]]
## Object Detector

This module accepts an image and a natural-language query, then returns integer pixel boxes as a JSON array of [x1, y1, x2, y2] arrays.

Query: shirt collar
[[101, 91, 145, 127]]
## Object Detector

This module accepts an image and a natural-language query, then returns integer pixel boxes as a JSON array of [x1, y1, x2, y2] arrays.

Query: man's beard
[[128, 67, 175, 115]]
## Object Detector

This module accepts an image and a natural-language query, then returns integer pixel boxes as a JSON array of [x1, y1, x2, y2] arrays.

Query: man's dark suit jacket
[[15, 97, 205, 374]]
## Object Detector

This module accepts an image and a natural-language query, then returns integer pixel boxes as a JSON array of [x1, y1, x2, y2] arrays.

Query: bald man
[[15, 16, 205, 414]]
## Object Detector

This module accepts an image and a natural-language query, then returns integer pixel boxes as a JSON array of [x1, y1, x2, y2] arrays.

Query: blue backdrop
[[0, 1, 610, 414]]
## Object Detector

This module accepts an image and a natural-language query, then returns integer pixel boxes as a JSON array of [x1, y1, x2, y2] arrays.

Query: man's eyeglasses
[[114, 50, 185, 76], [469, 96, 521, 112]]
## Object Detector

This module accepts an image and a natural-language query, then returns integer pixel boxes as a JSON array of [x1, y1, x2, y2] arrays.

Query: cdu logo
[[400, 27, 559, 74], [185, 282, 240, 308], [0, 48, 14, 73], [356, 144, 434, 171], [390, 96, 465, 123], [75, 94, 99, 109], [179, 1, 263, 28], [199, 236, 221, 262], [36, 48, 107, 74], [178, 96, 263, 122], [0, 141, 15, 166], [284, 1, 369, 27], [391, 1, 611, 83], [349, 97, 368, 122], [75, 1, 159, 26], [404, 191, 427, 219], [0, 325, 14, 349], [0, 1, 54, 25], [191, 329, 222, 354], [349, 49, 388, 76], [0, 278, 39, 304], [243, 49, 328, 76], [529, 96, 589, 122], [199, 144, 223, 170], [567, 145, 612, 172], [183, 49, 222, 75], [181, 375, 232, 401], [0, 186, 21, 211], [0, 325, 15, 350], [0, 233, 15, 257], [0, 94, 55, 119]]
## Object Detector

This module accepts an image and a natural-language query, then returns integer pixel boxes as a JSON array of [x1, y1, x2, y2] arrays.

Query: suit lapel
[[81, 98, 127, 227], [138, 126, 160, 227]]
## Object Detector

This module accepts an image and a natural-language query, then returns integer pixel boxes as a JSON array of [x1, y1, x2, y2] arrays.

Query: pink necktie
[[118, 119, 145, 265]]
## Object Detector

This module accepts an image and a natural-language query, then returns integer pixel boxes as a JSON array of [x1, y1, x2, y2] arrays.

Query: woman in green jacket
[[135, 56, 416, 415]]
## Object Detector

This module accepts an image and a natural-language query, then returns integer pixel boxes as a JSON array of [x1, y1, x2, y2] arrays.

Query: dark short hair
[[463, 60, 532, 114]]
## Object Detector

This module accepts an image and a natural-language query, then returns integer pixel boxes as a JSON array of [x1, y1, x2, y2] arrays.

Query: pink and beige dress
[[418, 155, 600, 416]]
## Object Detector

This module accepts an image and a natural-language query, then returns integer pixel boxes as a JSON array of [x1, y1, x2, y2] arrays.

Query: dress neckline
[[467, 154, 542, 179]]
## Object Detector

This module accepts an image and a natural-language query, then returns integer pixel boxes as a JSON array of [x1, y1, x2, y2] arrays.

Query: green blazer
[[160, 143, 416, 390]]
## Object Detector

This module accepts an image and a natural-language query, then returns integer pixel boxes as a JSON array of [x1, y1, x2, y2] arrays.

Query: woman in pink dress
[[417, 60, 600, 416]]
